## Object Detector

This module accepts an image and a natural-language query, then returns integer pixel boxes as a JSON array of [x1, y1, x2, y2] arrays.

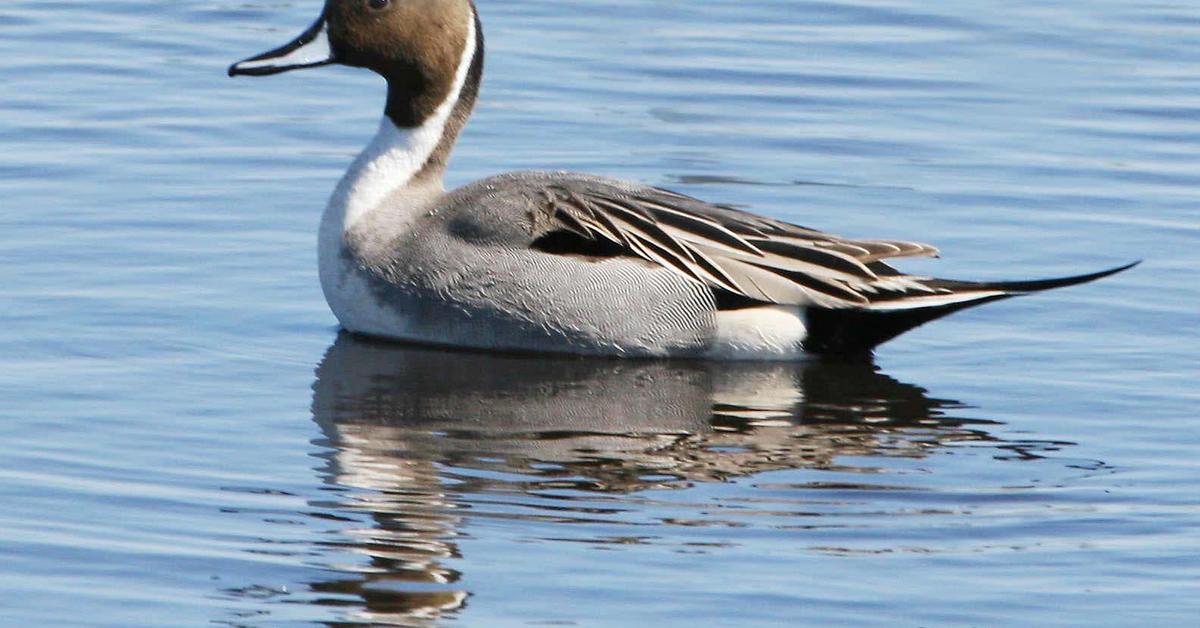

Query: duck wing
[[532, 180, 946, 309]]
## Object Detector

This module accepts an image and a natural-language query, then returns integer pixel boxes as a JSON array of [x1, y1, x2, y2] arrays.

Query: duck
[[229, 0, 1136, 360]]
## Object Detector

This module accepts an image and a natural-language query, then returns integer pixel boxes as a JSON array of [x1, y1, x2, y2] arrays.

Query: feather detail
[[527, 179, 1123, 312]]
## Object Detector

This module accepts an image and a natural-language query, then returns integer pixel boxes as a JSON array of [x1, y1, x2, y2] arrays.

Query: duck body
[[321, 165, 808, 358], [232, 0, 1134, 359]]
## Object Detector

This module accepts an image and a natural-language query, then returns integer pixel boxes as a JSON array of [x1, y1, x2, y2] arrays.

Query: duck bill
[[228, 16, 334, 77]]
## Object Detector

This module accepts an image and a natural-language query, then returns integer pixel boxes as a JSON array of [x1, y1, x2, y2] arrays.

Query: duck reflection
[[301, 333, 1019, 624]]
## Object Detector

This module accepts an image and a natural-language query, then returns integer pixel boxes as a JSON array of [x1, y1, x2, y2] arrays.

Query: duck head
[[229, 0, 483, 130]]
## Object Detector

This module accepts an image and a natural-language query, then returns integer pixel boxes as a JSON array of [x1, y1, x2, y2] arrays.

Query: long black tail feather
[[924, 260, 1140, 294], [803, 261, 1140, 356]]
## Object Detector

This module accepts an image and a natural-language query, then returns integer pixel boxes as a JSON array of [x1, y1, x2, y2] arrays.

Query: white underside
[[319, 246, 417, 338], [708, 306, 808, 360]]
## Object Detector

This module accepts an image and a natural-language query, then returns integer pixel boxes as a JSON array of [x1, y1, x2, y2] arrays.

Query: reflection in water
[[299, 334, 1060, 625]]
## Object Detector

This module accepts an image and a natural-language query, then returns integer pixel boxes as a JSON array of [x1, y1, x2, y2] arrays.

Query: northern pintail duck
[[230, 0, 1135, 359]]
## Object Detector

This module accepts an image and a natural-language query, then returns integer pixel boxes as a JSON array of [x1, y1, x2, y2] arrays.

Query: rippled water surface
[[2, 0, 1198, 625]]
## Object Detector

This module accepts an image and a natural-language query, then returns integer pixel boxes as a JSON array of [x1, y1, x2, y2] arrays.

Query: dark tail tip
[[803, 260, 1140, 356]]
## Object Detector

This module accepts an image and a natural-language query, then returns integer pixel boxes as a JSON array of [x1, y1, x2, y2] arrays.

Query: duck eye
[[366, 0, 390, 9]]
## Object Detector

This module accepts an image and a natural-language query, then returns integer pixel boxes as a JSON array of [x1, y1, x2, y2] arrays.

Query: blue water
[[2, 0, 1198, 625]]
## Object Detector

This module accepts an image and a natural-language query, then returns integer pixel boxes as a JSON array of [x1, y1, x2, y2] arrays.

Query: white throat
[[325, 10, 477, 232]]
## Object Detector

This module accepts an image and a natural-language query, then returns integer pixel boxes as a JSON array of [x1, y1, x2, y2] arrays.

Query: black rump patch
[[803, 296, 1009, 356]]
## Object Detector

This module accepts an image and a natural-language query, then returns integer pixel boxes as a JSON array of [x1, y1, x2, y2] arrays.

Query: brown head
[[229, 0, 483, 145]]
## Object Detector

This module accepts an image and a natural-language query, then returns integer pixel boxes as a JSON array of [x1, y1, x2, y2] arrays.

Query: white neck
[[326, 11, 477, 232]]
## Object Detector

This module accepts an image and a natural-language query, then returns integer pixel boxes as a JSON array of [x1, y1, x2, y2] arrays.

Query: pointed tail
[[803, 261, 1140, 356]]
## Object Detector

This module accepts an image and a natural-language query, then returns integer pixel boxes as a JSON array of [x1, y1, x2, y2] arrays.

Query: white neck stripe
[[330, 8, 477, 231]]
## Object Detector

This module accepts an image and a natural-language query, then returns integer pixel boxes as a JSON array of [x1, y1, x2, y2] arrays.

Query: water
[[2, 0, 1197, 625]]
